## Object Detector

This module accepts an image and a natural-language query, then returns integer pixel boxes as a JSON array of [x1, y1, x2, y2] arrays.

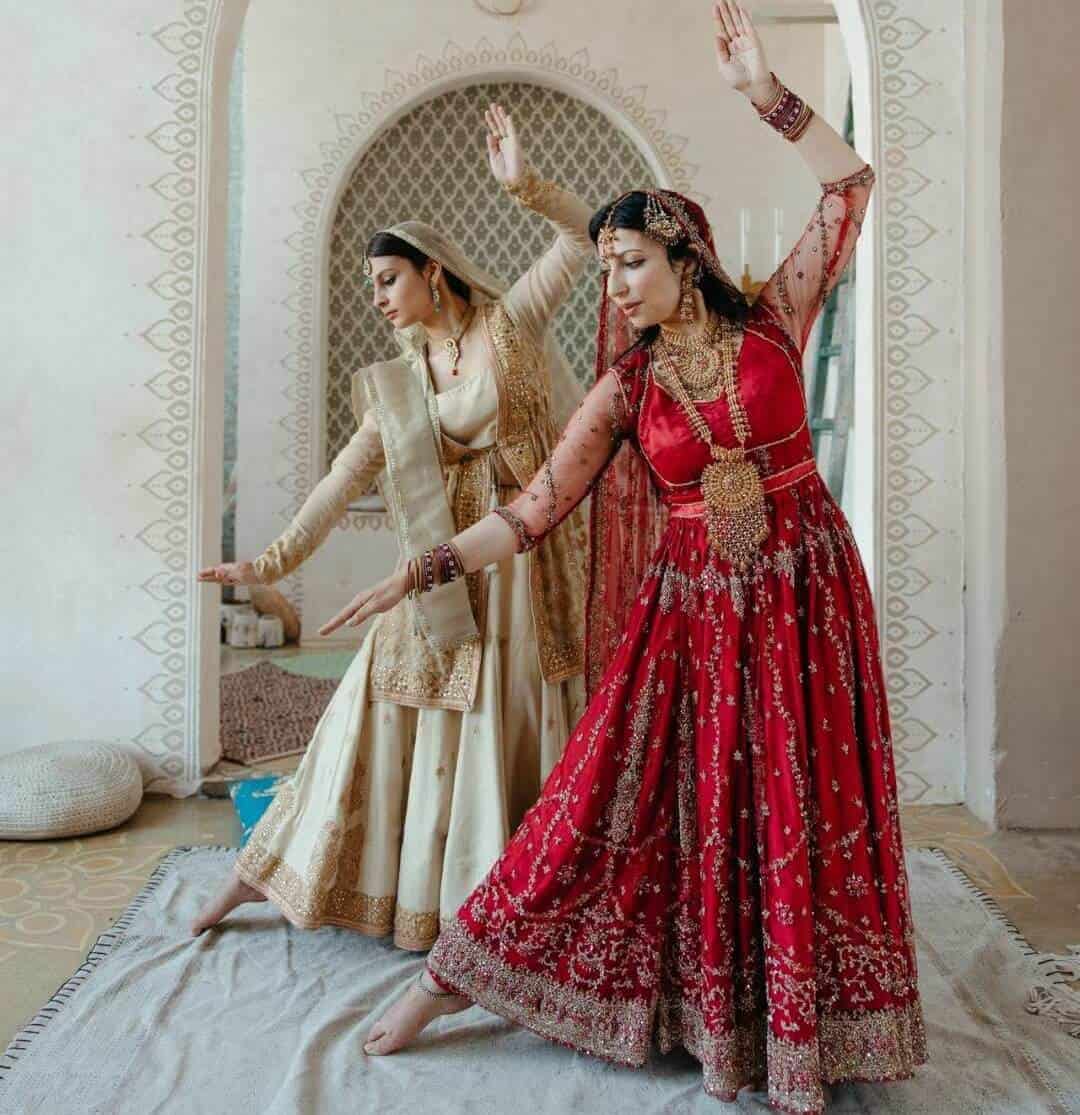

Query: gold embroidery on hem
[[430, 922, 926, 1115], [393, 905, 442, 951], [234, 850, 396, 934], [429, 921, 654, 1066]]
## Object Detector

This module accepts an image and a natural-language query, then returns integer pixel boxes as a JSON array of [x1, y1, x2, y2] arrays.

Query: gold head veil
[[371, 220, 585, 429]]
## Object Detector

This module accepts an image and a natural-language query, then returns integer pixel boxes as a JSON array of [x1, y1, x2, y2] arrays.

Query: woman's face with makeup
[[368, 256, 436, 330], [599, 228, 687, 330]]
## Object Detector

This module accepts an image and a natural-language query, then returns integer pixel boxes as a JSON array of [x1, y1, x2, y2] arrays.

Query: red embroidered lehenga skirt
[[428, 466, 927, 1114]]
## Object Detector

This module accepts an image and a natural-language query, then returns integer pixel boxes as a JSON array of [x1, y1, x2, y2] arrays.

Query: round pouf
[[0, 742, 144, 841]]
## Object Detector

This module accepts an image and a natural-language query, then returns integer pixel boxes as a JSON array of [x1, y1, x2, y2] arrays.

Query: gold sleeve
[[252, 408, 385, 584], [501, 165, 595, 346]]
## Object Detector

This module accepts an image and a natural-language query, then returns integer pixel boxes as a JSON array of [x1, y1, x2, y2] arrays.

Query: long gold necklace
[[653, 317, 768, 569], [441, 304, 476, 377]]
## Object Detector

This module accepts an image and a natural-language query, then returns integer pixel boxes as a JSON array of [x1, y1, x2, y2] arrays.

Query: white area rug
[[0, 847, 1076, 1114]]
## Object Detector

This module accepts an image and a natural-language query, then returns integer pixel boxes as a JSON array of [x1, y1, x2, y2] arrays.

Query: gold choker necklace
[[654, 316, 727, 396]]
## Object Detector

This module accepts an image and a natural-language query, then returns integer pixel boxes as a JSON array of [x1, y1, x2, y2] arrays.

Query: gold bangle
[[503, 164, 556, 209], [754, 72, 785, 116], [448, 541, 467, 580], [758, 77, 816, 143], [787, 102, 815, 143]]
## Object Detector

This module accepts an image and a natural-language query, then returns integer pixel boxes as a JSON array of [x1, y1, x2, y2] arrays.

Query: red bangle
[[757, 74, 815, 142]]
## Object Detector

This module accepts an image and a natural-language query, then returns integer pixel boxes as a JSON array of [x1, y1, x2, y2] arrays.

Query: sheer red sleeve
[[757, 164, 875, 352], [493, 367, 635, 553]]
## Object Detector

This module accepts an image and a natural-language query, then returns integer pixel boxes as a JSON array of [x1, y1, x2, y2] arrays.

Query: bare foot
[[190, 873, 268, 935], [363, 971, 471, 1055]]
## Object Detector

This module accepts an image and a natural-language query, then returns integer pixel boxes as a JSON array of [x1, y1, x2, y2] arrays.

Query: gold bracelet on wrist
[[503, 164, 557, 209], [753, 73, 785, 116]]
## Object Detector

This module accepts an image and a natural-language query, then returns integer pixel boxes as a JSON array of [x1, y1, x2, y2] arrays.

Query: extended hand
[[198, 561, 260, 586], [319, 567, 409, 637], [713, 1, 771, 96], [485, 103, 525, 186]]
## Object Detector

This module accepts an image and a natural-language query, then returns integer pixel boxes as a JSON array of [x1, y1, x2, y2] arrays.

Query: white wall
[[1, 0, 246, 792], [963, 0, 1005, 826]]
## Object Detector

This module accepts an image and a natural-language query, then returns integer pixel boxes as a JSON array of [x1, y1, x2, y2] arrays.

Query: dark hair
[[365, 231, 472, 302], [588, 192, 750, 357]]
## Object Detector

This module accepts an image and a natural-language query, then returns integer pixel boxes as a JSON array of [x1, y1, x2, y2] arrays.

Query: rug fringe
[[0, 845, 238, 1083], [1025, 946, 1080, 1039], [923, 847, 1080, 1041]]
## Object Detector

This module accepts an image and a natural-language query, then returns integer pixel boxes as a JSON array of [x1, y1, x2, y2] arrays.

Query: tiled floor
[[1, 798, 1077, 1051]]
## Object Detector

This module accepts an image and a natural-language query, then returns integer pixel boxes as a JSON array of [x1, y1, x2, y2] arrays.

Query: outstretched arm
[[319, 369, 631, 635], [199, 409, 385, 587], [713, 0, 875, 348], [485, 103, 594, 347]]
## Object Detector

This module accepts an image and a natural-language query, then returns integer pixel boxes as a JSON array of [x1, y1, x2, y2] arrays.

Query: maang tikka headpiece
[[643, 194, 683, 246], [598, 191, 685, 257]]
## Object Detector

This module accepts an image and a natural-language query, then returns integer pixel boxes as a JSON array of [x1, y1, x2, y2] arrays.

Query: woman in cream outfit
[[195, 105, 591, 950]]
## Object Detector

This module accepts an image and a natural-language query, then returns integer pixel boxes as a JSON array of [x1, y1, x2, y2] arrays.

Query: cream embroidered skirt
[[234, 548, 584, 950]]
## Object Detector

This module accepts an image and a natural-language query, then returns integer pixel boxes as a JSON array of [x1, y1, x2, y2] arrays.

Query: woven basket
[[0, 741, 144, 840]]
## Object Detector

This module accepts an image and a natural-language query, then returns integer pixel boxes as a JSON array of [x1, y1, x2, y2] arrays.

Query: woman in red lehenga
[[322, 5, 927, 1111]]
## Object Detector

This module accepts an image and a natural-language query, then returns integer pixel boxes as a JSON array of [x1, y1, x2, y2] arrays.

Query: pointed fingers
[[712, 2, 728, 39], [345, 600, 372, 627], [318, 598, 362, 637], [713, 0, 731, 39], [716, 0, 738, 40]]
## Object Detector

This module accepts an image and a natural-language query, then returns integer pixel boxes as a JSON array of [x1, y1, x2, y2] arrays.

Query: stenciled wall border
[[857, 0, 964, 802], [135, 0, 231, 790]]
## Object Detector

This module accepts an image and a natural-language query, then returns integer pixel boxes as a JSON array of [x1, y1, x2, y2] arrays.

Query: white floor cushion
[[0, 742, 144, 840]]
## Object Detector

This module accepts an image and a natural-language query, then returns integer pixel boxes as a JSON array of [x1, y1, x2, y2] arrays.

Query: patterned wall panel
[[862, 1, 965, 801], [325, 80, 655, 466], [137, 0, 225, 788]]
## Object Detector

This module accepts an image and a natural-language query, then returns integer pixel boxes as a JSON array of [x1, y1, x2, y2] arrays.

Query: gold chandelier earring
[[429, 276, 442, 313], [679, 263, 698, 323]]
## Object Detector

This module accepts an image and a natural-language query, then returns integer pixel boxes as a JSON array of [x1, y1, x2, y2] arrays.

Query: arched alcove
[[324, 80, 655, 467]]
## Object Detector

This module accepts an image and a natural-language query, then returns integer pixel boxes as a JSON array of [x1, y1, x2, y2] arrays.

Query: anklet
[[415, 971, 459, 999]]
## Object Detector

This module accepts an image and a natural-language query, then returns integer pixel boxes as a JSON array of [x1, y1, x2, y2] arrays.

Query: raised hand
[[485, 103, 525, 186], [318, 567, 409, 637], [198, 561, 260, 586], [713, 1, 772, 97]]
